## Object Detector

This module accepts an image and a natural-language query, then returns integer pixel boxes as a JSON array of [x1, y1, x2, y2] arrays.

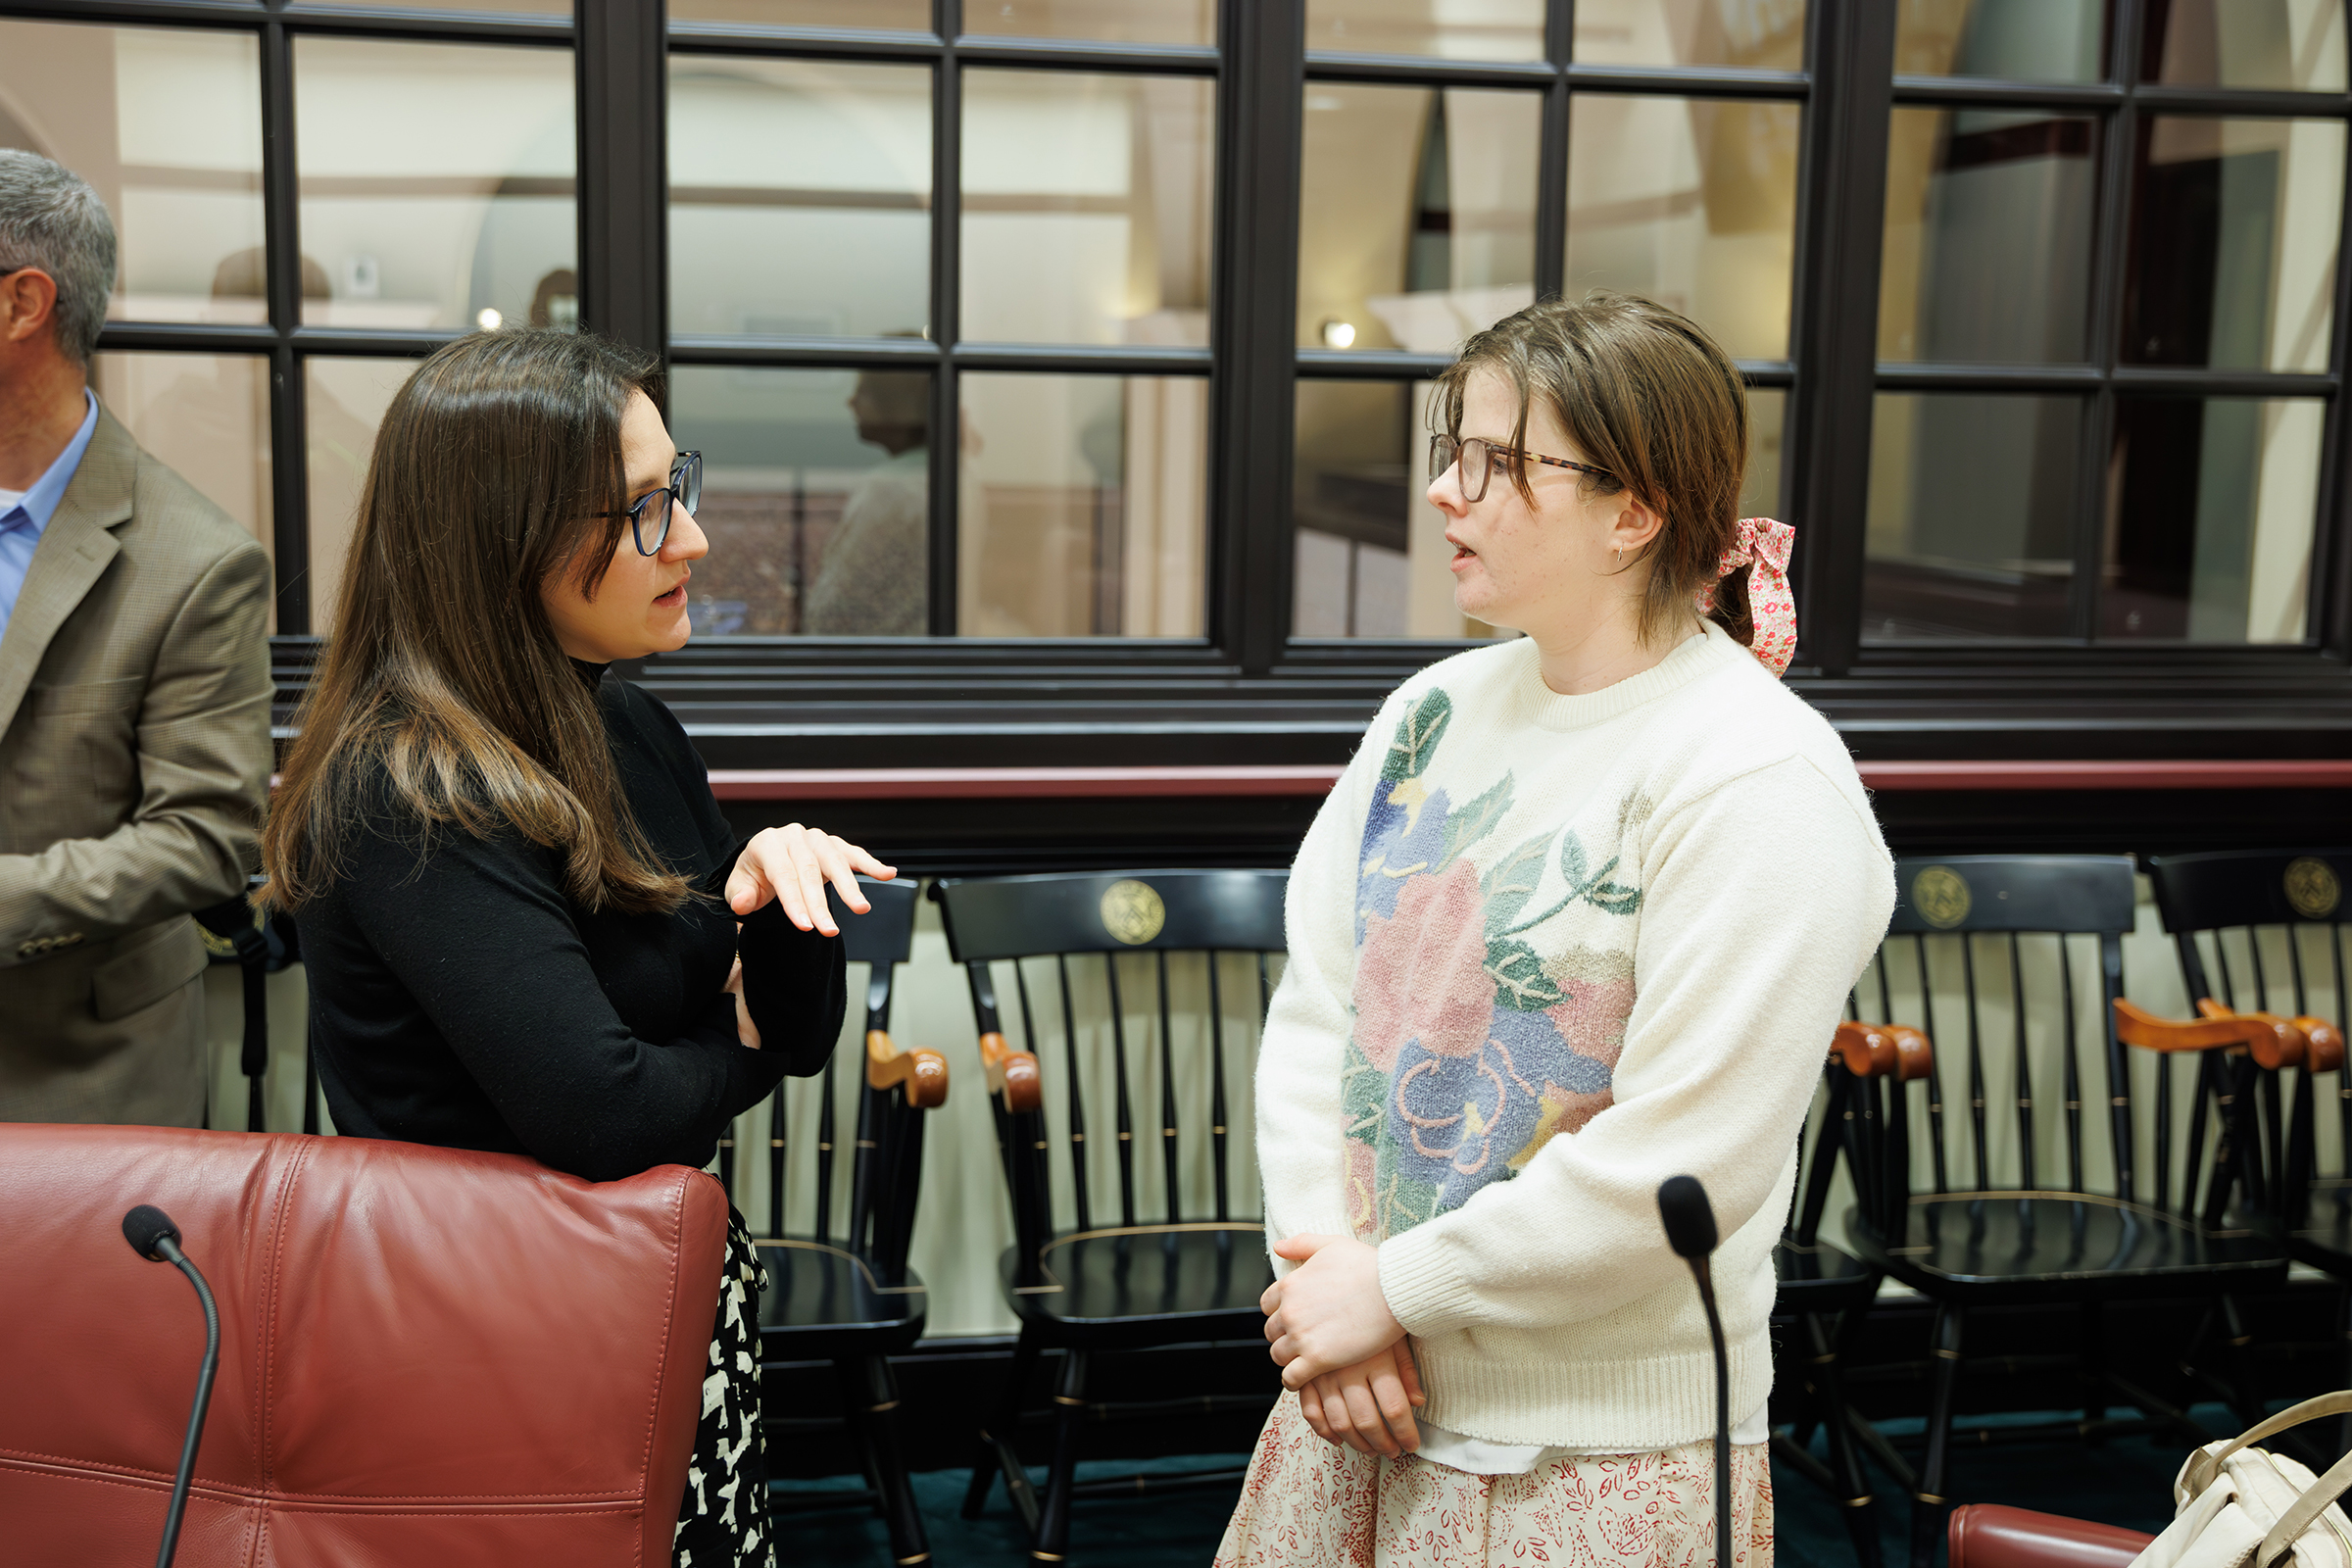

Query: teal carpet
[[775, 1408, 2230, 1565]]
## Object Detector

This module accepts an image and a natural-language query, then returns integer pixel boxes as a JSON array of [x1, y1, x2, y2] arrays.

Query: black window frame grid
[[1283, 1, 1807, 656], [663, 0, 1222, 640], [0, 0, 599, 639], [1861, 3, 2352, 658], [0, 0, 2345, 765]]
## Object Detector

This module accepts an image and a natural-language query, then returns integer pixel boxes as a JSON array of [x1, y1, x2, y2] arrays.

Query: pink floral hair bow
[[1692, 516, 1797, 676]]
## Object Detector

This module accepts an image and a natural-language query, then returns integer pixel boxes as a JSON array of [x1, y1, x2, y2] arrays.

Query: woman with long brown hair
[[1222, 293, 1895, 1566], [265, 328, 884, 1568]]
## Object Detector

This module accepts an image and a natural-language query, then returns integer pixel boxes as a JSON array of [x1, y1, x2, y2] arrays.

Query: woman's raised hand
[[1260, 1233, 1406, 1390], [1298, 1342, 1425, 1457], [726, 824, 897, 935]]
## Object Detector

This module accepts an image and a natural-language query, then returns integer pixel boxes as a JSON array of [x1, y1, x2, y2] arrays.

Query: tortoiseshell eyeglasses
[[1429, 434, 1612, 503]]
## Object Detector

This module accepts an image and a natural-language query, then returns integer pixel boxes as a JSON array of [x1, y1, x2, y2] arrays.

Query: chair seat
[[1773, 1236, 1880, 1314], [1844, 1193, 2288, 1305], [1000, 1222, 1277, 1349], [757, 1239, 926, 1360], [2275, 1183, 2352, 1278]]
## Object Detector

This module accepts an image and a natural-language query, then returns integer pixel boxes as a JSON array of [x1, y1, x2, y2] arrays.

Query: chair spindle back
[[1842, 856, 2243, 1228], [2144, 851, 2352, 1231], [748, 877, 936, 1282], [932, 870, 1287, 1283]]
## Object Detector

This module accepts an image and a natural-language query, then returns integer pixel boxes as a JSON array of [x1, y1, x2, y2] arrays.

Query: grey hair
[[0, 150, 118, 364]]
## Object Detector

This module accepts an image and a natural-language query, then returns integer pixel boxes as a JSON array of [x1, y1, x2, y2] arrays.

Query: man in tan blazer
[[0, 152, 272, 1125]]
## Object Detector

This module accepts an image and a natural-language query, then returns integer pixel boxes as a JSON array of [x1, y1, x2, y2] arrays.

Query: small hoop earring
[[1613, 546, 1623, 567]]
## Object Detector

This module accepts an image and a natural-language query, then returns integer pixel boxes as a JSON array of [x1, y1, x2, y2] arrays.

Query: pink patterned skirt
[[1215, 1391, 1774, 1568]]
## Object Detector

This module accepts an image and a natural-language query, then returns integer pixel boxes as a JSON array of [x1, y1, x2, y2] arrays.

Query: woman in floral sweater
[[1219, 293, 1895, 1567]]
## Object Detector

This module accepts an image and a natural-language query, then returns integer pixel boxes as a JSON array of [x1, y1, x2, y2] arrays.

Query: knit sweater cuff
[[1377, 1222, 1479, 1337], [1264, 1204, 1352, 1276]]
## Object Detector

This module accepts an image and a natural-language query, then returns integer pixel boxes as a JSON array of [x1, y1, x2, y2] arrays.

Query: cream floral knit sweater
[[1256, 623, 1895, 1452]]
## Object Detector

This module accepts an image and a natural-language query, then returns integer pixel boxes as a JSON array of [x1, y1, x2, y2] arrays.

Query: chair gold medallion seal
[[1911, 865, 1972, 930], [2286, 857, 2341, 920], [1100, 879, 1166, 946]]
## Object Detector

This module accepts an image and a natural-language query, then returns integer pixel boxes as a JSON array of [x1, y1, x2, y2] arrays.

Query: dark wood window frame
[[9, 0, 2351, 768]]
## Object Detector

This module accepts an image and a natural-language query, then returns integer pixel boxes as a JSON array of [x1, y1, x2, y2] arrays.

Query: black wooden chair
[[1840, 854, 2290, 1568], [931, 868, 1286, 1567], [743, 875, 947, 1566], [194, 872, 314, 1133], [2139, 850, 2350, 1446], [1773, 1018, 1931, 1568]]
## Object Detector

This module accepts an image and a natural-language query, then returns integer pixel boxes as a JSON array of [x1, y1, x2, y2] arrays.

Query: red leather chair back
[[0, 1124, 727, 1567], [1950, 1503, 2156, 1568]]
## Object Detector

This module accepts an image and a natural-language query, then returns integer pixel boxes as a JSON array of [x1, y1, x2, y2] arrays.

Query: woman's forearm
[[736, 899, 848, 1076]]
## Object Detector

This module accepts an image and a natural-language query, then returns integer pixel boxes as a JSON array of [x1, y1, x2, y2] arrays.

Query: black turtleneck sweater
[[297, 662, 843, 1184]]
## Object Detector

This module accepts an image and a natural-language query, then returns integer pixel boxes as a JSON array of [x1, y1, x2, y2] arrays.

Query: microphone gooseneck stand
[[1658, 1175, 1733, 1568], [122, 1204, 220, 1568]]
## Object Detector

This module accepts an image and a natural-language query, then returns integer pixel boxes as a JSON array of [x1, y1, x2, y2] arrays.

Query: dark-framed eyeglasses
[[593, 451, 701, 555], [1429, 434, 1611, 504]]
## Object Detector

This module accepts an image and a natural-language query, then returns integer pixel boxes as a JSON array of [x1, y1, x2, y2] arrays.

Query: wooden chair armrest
[[2297, 1016, 2345, 1072], [976, 1030, 1043, 1113], [864, 1030, 949, 1109], [2113, 999, 2309, 1068], [2201, 999, 2349, 1072], [1833, 1019, 1934, 1080]]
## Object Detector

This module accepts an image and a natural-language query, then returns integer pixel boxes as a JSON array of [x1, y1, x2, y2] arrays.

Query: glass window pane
[[1895, 0, 2110, 81], [1573, 0, 1806, 68], [295, 39, 575, 332], [1298, 85, 1540, 353], [666, 364, 932, 636], [1293, 380, 1497, 639], [960, 71, 1213, 348], [671, 0, 929, 25], [0, 23, 266, 326], [1745, 387, 1787, 519], [92, 353, 274, 624], [306, 357, 424, 632], [670, 59, 930, 341], [2145, 0, 2347, 90], [2104, 396, 2321, 643], [1880, 109, 2096, 363], [1865, 392, 2081, 640], [1567, 96, 1799, 362], [2125, 117, 2344, 372], [964, 2, 1214, 45], [959, 373, 1205, 638], [1305, 0, 1544, 60]]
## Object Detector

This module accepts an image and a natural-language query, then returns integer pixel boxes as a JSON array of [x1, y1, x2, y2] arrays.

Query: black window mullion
[[2322, 81, 2352, 657], [1214, 0, 1301, 673], [1786, 0, 1894, 675], [2069, 0, 2147, 644], [1533, 0, 1570, 302], [261, 9, 311, 637], [578, 0, 667, 362], [928, 2, 958, 636]]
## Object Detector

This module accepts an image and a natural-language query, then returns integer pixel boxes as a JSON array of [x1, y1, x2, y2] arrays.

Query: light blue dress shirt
[[0, 389, 100, 641]]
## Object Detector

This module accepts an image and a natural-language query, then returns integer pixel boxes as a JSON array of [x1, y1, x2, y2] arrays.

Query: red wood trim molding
[[704, 765, 1350, 800], [270, 760, 2352, 801], [1856, 760, 2352, 791]]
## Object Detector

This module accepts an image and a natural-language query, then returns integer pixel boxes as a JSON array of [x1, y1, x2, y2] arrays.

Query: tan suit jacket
[[0, 407, 272, 1125]]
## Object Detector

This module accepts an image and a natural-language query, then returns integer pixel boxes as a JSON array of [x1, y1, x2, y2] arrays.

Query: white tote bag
[[2133, 1394, 2352, 1568]]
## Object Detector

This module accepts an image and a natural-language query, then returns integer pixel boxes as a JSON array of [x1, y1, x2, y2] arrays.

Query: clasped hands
[[1261, 1233, 1425, 1458], [720, 823, 896, 1049]]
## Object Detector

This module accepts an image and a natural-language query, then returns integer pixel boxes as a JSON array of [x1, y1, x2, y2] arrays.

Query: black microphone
[[1658, 1175, 1731, 1568], [122, 1205, 220, 1568]]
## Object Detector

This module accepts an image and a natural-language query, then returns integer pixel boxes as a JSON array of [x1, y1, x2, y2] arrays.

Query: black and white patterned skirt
[[672, 1207, 772, 1568]]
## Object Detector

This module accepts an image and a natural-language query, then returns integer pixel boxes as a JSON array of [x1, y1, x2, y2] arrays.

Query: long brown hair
[[264, 329, 693, 915], [1435, 291, 1755, 646]]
